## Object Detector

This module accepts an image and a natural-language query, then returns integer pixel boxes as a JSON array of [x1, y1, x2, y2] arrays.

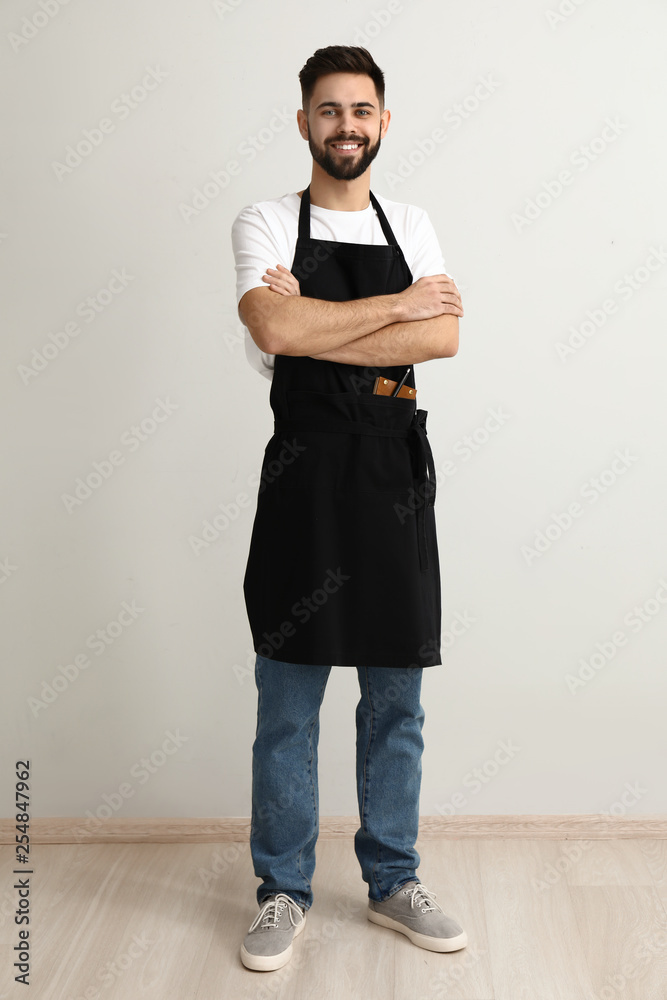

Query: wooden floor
[[2, 836, 667, 999]]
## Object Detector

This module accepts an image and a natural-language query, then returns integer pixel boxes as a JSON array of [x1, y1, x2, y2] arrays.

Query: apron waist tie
[[410, 409, 436, 571], [273, 408, 436, 571]]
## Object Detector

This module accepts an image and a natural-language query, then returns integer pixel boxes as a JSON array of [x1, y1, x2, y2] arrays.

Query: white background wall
[[2, 0, 666, 824]]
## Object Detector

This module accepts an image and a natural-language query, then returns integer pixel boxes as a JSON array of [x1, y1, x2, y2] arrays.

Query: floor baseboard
[[2, 814, 667, 844]]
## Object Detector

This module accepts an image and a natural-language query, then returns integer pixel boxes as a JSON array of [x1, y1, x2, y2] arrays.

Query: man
[[231, 45, 466, 973]]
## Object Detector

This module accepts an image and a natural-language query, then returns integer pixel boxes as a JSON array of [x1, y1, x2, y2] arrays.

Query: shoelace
[[248, 892, 304, 933], [403, 882, 444, 914]]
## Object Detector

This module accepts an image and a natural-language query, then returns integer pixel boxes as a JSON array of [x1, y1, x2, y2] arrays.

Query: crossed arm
[[254, 264, 462, 366], [310, 314, 458, 366]]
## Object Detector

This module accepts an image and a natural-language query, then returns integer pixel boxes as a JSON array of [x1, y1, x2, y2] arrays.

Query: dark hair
[[298, 46, 385, 115]]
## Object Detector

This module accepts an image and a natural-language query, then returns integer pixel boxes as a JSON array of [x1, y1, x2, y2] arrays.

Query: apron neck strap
[[298, 184, 399, 246]]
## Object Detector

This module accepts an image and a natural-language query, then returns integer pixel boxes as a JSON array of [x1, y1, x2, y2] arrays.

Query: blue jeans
[[250, 654, 425, 911]]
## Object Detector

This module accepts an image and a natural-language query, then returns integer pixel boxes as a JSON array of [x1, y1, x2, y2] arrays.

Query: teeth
[[333, 143, 360, 149]]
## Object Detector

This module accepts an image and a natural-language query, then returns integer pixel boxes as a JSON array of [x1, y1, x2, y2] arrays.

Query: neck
[[307, 164, 371, 211]]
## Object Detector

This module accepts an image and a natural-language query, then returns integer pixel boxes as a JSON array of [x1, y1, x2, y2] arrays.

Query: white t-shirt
[[231, 190, 452, 381]]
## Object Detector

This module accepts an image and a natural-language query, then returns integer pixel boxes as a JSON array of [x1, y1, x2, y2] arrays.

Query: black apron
[[243, 185, 441, 668]]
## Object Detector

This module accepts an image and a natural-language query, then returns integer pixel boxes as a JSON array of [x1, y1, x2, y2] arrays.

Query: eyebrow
[[313, 100, 376, 110]]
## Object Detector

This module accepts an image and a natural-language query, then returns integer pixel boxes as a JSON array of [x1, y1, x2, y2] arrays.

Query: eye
[[322, 109, 371, 116]]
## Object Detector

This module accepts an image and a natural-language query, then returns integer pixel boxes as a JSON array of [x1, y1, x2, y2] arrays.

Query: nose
[[337, 112, 363, 135]]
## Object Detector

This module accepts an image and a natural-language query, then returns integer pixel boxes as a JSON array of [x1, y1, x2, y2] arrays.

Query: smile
[[331, 142, 363, 152]]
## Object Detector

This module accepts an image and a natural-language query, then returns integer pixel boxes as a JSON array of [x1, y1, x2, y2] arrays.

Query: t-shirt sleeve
[[408, 207, 455, 283], [231, 204, 293, 381]]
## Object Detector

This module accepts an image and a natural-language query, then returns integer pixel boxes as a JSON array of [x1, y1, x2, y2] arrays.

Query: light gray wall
[[2, 0, 666, 824]]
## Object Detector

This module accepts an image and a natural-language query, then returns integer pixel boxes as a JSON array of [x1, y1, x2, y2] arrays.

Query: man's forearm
[[265, 292, 404, 356], [308, 314, 459, 366]]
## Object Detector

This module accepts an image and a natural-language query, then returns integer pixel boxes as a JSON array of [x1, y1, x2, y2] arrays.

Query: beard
[[307, 127, 382, 181]]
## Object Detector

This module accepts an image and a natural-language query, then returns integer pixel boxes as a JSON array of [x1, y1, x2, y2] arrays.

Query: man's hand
[[396, 274, 463, 323], [262, 264, 301, 296]]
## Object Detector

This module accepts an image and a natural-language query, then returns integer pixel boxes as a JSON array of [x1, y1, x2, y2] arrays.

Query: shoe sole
[[240, 912, 307, 972], [367, 908, 468, 952]]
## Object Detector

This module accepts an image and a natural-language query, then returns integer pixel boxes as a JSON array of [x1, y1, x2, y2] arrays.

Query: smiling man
[[231, 45, 467, 973]]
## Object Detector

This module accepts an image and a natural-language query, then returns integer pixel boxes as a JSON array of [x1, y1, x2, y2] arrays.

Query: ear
[[380, 108, 391, 138]]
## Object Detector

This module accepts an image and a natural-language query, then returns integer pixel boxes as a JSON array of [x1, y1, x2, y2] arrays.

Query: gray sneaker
[[368, 879, 467, 952], [240, 892, 307, 971]]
